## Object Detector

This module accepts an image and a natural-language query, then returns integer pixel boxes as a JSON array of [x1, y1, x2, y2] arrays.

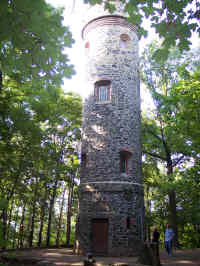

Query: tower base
[[75, 182, 144, 256]]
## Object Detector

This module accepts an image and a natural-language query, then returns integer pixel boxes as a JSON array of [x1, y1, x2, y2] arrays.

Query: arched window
[[94, 80, 111, 102], [120, 34, 130, 48]]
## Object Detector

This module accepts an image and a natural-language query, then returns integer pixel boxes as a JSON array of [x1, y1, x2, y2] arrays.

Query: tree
[[140, 43, 199, 244], [85, 0, 200, 58], [0, 0, 75, 90], [0, 78, 82, 248], [0, 0, 82, 249], [171, 70, 200, 156]]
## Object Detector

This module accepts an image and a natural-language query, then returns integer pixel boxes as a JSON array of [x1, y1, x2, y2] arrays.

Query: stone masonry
[[75, 3, 145, 256]]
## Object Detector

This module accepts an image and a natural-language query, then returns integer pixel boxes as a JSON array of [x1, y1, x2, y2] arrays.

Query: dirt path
[[1, 248, 200, 266], [160, 249, 200, 266]]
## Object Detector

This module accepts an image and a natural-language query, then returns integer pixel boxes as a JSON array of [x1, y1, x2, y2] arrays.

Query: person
[[152, 227, 160, 256], [152, 227, 160, 243], [164, 224, 174, 256]]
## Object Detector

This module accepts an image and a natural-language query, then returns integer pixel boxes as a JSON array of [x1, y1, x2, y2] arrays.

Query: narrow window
[[81, 153, 87, 169], [120, 153, 128, 173], [120, 148, 132, 174], [120, 39, 127, 48], [94, 80, 111, 102], [85, 41, 90, 56], [85, 41, 90, 49], [120, 34, 130, 48], [126, 217, 130, 229]]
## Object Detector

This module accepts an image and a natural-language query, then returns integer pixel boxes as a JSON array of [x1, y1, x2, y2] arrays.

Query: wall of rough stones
[[75, 9, 145, 256]]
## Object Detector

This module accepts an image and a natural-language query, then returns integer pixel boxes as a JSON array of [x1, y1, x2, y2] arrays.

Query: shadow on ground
[[0, 247, 200, 266]]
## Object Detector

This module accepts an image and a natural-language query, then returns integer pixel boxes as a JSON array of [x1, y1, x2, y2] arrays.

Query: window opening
[[120, 153, 128, 173], [120, 34, 130, 48], [81, 153, 87, 168], [120, 39, 127, 48], [85, 41, 90, 49], [126, 217, 130, 229], [120, 148, 132, 174], [94, 80, 111, 102]]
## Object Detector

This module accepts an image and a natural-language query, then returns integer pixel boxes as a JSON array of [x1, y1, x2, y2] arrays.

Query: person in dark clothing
[[152, 227, 160, 243], [152, 227, 160, 256]]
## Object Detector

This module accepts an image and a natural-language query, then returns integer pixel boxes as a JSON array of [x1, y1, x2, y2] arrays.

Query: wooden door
[[91, 218, 108, 254]]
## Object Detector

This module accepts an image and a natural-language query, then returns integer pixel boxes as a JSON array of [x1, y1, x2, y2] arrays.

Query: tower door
[[92, 218, 108, 254]]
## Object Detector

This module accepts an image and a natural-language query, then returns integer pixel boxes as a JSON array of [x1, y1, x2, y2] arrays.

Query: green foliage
[[141, 43, 200, 247], [0, 0, 82, 250], [0, 77, 82, 249], [171, 70, 200, 154], [86, 0, 200, 58], [0, 0, 75, 88]]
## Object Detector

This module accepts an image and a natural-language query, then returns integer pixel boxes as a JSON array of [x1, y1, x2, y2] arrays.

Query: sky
[[47, 0, 92, 97], [47, 0, 198, 107]]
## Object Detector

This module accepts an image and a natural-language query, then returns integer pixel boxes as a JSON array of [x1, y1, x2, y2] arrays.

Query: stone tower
[[75, 2, 144, 256]]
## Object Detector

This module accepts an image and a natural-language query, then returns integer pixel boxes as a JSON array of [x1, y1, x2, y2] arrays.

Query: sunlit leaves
[[86, 0, 200, 58], [0, 0, 75, 88]]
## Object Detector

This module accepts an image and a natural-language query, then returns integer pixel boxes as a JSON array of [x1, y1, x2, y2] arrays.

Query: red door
[[92, 219, 108, 254]]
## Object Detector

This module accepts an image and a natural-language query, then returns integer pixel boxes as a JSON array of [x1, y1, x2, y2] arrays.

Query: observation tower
[[75, 2, 144, 256]]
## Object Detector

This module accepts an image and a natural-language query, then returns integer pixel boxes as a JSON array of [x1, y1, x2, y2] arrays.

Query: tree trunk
[[56, 187, 66, 247], [18, 204, 26, 248], [2, 208, 7, 249], [146, 187, 152, 241], [167, 159, 178, 244], [38, 187, 48, 247], [46, 179, 58, 247], [29, 201, 37, 248], [137, 242, 161, 266], [13, 208, 19, 249], [0, 70, 2, 92], [29, 181, 38, 248], [66, 171, 75, 246], [6, 199, 14, 245]]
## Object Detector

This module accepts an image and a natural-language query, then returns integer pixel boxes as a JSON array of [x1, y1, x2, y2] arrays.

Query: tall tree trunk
[[66, 171, 75, 246], [38, 207, 45, 247], [0, 70, 2, 93], [6, 199, 14, 244], [18, 204, 26, 248], [146, 187, 152, 241], [46, 179, 58, 247], [29, 181, 38, 248], [167, 158, 178, 244], [56, 187, 66, 247], [13, 208, 19, 249], [2, 208, 7, 249], [29, 200, 37, 247], [26, 213, 32, 247], [38, 187, 48, 247]]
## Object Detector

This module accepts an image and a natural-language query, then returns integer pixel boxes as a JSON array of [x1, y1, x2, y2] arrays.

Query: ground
[[0, 248, 200, 266]]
